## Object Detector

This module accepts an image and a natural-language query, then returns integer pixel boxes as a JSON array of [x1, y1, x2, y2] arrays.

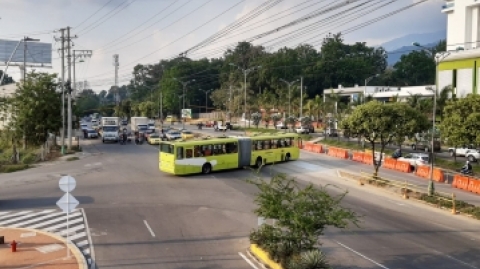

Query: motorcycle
[[460, 169, 473, 175]]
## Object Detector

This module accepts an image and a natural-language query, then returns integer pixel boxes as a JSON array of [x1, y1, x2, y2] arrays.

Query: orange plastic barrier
[[335, 149, 349, 159], [328, 147, 337, 157], [467, 179, 480, 194], [415, 165, 430, 178], [432, 169, 445, 183], [395, 160, 412, 173], [312, 144, 323, 153], [382, 158, 397, 170], [363, 154, 374, 165], [304, 143, 312, 151], [352, 152, 364, 162], [452, 175, 470, 191]]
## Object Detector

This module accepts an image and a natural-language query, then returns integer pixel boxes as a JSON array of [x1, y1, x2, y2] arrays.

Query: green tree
[[440, 94, 480, 150], [75, 89, 100, 116], [11, 72, 62, 147], [393, 51, 435, 86], [340, 101, 428, 176], [138, 101, 155, 117], [248, 174, 358, 268]]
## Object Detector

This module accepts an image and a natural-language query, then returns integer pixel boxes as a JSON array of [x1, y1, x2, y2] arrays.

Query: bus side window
[[186, 149, 193, 158], [194, 146, 202, 157], [264, 140, 270, 150], [271, 140, 277, 149], [204, 145, 212, 156], [215, 144, 225, 155], [289, 138, 293, 147], [177, 147, 184, 159], [252, 141, 256, 151]]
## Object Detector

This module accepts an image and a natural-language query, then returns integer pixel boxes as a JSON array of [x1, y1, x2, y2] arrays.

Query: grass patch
[[66, 156, 79, 161], [0, 164, 30, 173]]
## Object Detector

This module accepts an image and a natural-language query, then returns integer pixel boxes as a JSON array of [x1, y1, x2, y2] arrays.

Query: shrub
[[0, 164, 30, 173], [66, 156, 79, 161], [288, 250, 330, 269], [21, 151, 38, 165]]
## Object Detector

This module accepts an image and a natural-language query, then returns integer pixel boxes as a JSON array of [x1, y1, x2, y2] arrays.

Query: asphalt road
[[1, 134, 480, 269]]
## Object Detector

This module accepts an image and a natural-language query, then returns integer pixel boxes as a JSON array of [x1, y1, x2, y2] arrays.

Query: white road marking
[[28, 212, 82, 229], [20, 232, 37, 238], [44, 217, 84, 232], [11, 211, 66, 227], [0, 211, 10, 216], [36, 243, 65, 254], [335, 241, 390, 269], [0, 210, 56, 226], [143, 220, 155, 237], [239, 252, 260, 269]]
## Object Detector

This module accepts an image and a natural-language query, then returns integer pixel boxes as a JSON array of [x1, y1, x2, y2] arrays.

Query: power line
[[85, 0, 246, 80], [94, 0, 184, 52], [74, 0, 116, 29], [77, 0, 136, 36]]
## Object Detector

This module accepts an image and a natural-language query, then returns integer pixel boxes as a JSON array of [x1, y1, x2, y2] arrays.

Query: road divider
[[302, 143, 480, 194]]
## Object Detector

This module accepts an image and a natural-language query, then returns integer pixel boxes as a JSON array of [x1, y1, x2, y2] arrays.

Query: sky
[[0, 0, 446, 92]]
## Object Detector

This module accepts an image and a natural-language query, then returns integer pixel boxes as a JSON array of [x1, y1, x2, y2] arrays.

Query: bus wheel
[[202, 163, 212, 174], [285, 153, 291, 162], [255, 157, 263, 168]]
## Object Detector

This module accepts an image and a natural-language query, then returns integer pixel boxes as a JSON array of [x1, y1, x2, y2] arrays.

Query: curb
[[0, 227, 88, 269], [250, 244, 283, 269], [336, 170, 479, 221]]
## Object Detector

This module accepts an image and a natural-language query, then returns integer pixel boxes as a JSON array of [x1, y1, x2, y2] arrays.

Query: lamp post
[[229, 63, 261, 128], [364, 74, 379, 103], [173, 78, 195, 129], [201, 89, 212, 113], [279, 78, 299, 117], [413, 42, 453, 196]]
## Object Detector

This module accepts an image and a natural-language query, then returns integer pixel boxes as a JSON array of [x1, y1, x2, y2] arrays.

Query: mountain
[[379, 30, 446, 66]]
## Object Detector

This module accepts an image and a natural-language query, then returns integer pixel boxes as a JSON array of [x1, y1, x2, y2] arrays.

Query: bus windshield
[[160, 143, 174, 154]]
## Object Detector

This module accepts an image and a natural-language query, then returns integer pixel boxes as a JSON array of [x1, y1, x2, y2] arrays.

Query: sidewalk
[[0, 227, 87, 269]]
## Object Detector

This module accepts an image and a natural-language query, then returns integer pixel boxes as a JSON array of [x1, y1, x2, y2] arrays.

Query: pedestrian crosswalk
[[0, 208, 94, 267]]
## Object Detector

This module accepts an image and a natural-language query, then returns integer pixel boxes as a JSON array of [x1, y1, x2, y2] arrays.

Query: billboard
[[181, 109, 192, 119], [0, 39, 52, 65]]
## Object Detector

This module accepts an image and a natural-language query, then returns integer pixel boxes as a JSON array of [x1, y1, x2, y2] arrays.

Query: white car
[[398, 153, 429, 167], [295, 126, 309, 134], [276, 122, 288, 129], [448, 147, 480, 162], [86, 129, 98, 139], [165, 131, 182, 141]]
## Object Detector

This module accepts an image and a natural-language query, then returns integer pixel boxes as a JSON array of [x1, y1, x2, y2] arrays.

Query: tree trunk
[[371, 141, 378, 177]]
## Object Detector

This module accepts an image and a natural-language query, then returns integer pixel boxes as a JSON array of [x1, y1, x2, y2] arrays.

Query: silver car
[[398, 153, 429, 167], [165, 131, 181, 141]]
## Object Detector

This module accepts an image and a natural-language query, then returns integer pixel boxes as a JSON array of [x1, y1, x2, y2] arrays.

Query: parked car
[[87, 129, 99, 139], [80, 124, 89, 131], [147, 134, 162, 145], [276, 122, 288, 129], [448, 146, 480, 162], [410, 141, 441, 152], [181, 130, 194, 140], [398, 153, 429, 169], [295, 126, 309, 134], [165, 131, 182, 141]]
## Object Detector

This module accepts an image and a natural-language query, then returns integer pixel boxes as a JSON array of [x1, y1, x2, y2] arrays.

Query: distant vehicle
[[148, 123, 155, 130], [147, 134, 162, 145], [398, 153, 429, 168], [87, 129, 98, 139], [325, 128, 338, 137], [295, 126, 312, 134], [131, 117, 149, 133], [410, 140, 441, 152], [165, 131, 182, 141], [276, 122, 288, 129], [181, 130, 194, 140], [121, 119, 128, 126], [101, 117, 120, 143], [448, 146, 480, 162], [80, 124, 88, 131]]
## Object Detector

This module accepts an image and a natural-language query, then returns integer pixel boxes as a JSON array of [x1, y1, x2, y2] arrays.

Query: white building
[[325, 84, 435, 103], [0, 83, 18, 130], [443, 0, 480, 50]]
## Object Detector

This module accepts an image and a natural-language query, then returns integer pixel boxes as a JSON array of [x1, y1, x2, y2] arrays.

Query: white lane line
[[81, 208, 96, 266], [335, 241, 390, 269], [239, 252, 259, 269], [143, 220, 155, 237]]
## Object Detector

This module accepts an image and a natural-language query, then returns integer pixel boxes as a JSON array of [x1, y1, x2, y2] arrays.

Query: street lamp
[[173, 78, 195, 129], [279, 78, 300, 116], [229, 63, 261, 128], [364, 74, 379, 103], [201, 89, 212, 113], [413, 42, 453, 196]]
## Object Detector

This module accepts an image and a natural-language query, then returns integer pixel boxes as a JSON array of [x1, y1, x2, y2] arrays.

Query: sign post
[[56, 175, 79, 258]]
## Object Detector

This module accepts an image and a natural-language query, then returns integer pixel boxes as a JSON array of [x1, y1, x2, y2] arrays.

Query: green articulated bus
[[159, 133, 302, 175]]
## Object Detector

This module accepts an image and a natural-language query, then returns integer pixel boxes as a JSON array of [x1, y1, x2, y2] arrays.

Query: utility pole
[[113, 54, 119, 104], [22, 37, 26, 150], [229, 85, 232, 122], [55, 29, 66, 154], [66, 26, 74, 150], [300, 76, 303, 118]]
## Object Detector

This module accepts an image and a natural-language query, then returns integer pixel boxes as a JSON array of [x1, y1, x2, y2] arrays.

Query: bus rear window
[[160, 144, 174, 154]]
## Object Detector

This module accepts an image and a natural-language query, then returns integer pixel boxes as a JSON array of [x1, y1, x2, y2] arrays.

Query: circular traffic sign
[[59, 175, 76, 192]]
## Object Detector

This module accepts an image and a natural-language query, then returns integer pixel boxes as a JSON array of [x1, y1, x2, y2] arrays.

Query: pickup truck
[[448, 147, 480, 162]]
